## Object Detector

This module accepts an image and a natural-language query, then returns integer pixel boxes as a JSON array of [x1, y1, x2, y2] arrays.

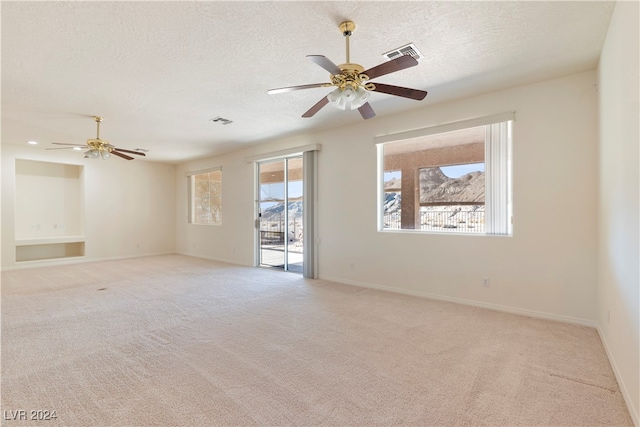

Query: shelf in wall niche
[[14, 159, 85, 263], [15, 236, 85, 262], [15, 235, 85, 246]]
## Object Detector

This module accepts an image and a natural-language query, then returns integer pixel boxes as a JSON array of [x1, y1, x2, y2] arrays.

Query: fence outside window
[[384, 207, 485, 233]]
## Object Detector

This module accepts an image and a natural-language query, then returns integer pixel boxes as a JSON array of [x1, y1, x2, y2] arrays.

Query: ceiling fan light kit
[[84, 148, 110, 160], [327, 86, 370, 110], [48, 116, 147, 161], [268, 20, 428, 120]]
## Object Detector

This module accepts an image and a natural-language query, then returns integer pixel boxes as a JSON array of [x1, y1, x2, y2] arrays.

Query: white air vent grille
[[382, 43, 423, 62]]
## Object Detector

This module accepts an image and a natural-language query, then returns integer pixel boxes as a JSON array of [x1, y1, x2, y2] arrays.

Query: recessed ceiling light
[[73, 147, 83, 151], [27, 140, 38, 145]]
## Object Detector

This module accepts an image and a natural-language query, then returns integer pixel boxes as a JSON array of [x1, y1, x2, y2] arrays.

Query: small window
[[379, 117, 512, 235], [189, 169, 222, 225]]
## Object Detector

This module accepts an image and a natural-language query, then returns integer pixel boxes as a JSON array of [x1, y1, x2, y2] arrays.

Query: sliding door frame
[[248, 145, 320, 278]]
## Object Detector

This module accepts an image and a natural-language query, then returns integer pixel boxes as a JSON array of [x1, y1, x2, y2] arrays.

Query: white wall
[[1, 144, 177, 268], [175, 152, 257, 265], [177, 70, 599, 325], [597, 1, 640, 424], [15, 160, 84, 238]]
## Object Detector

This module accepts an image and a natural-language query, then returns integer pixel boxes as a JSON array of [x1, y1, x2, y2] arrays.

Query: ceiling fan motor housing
[[86, 139, 113, 152], [332, 64, 375, 96]]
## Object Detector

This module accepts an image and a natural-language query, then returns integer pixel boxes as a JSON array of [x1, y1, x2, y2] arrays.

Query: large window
[[377, 113, 512, 235], [189, 169, 222, 225]]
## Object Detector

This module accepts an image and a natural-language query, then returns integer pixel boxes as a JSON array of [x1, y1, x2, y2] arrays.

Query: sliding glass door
[[258, 157, 303, 273]]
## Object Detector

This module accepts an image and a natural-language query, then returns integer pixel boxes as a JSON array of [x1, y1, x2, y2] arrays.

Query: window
[[377, 113, 513, 235], [189, 169, 222, 225], [383, 170, 402, 229]]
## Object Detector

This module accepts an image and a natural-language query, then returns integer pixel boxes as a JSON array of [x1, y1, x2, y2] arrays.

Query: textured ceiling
[[1, 1, 615, 163]]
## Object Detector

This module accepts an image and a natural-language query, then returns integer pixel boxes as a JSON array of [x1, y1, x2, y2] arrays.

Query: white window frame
[[186, 166, 222, 225], [375, 112, 514, 236]]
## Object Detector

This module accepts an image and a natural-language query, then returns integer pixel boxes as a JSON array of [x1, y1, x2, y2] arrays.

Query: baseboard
[[597, 324, 639, 427], [3, 250, 251, 272], [1, 251, 176, 271], [175, 251, 254, 267], [318, 275, 598, 328]]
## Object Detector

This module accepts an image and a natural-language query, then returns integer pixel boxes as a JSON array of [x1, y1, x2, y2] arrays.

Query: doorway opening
[[258, 157, 303, 273]]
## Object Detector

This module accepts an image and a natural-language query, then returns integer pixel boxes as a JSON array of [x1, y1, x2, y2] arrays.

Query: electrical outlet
[[483, 277, 490, 287]]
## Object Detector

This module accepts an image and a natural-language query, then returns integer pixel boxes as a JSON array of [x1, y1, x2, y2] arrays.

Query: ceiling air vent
[[382, 43, 423, 62]]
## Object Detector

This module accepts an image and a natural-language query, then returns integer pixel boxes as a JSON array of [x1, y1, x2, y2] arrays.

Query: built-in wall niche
[[14, 159, 85, 262]]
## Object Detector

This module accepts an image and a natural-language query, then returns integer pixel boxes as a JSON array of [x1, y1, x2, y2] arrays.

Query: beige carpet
[[1, 254, 632, 426]]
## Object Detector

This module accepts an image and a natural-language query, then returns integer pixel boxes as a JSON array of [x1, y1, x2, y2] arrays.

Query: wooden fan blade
[[51, 142, 86, 146], [362, 55, 418, 80], [370, 83, 427, 100], [358, 102, 376, 120], [113, 148, 146, 156], [302, 96, 329, 118], [110, 151, 134, 160], [268, 83, 331, 95], [307, 55, 342, 75]]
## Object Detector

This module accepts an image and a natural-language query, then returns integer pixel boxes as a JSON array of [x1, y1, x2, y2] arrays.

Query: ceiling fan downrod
[[94, 116, 103, 140], [339, 21, 355, 64]]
